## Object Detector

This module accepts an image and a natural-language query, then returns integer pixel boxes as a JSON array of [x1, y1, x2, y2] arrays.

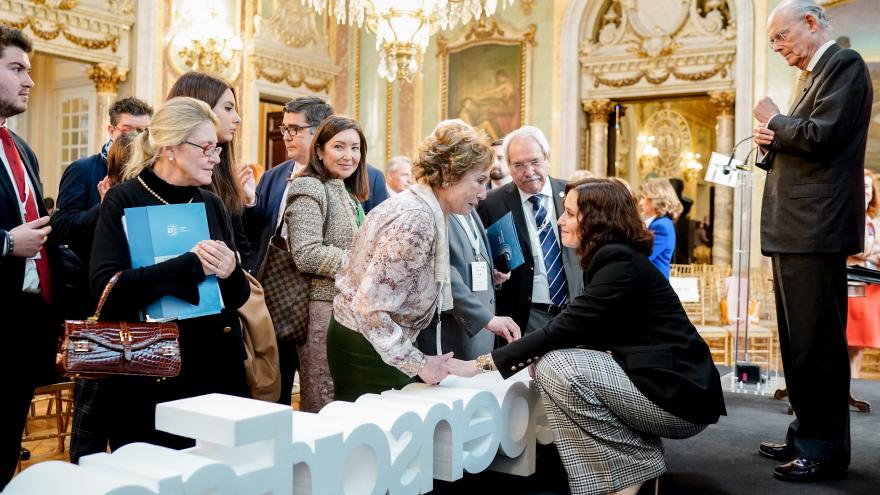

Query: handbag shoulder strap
[[91, 271, 123, 321]]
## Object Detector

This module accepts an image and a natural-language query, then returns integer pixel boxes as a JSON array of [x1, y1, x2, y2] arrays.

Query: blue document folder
[[124, 203, 223, 321], [486, 212, 525, 271]]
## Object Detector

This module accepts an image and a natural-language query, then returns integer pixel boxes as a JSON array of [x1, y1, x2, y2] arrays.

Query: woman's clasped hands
[[191, 239, 236, 279]]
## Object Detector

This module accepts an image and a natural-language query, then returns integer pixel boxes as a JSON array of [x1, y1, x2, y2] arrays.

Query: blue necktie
[[529, 194, 568, 307]]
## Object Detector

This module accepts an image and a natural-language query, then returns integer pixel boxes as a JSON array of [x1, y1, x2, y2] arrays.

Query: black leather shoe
[[759, 442, 793, 461], [773, 458, 848, 482]]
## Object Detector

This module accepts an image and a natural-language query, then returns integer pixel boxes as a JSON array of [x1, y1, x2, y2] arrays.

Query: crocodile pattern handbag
[[58, 272, 181, 379]]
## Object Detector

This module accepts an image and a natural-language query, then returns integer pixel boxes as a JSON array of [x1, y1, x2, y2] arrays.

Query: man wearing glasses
[[478, 125, 583, 334], [753, 0, 872, 483], [54, 96, 153, 263]]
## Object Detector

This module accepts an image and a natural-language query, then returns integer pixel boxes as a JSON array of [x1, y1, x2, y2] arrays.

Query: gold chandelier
[[301, 0, 515, 82]]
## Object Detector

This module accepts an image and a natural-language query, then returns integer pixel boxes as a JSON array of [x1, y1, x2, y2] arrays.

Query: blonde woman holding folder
[[91, 97, 250, 450]]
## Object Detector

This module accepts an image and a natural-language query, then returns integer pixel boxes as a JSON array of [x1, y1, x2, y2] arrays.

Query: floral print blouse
[[333, 189, 443, 376]]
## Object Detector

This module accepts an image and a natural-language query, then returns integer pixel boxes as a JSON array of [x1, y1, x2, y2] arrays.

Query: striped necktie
[[529, 194, 568, 307]]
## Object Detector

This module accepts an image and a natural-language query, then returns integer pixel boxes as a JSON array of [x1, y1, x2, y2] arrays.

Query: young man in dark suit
[[753, 0, 873, 483], [0, 26, 57, 490], [477, 126, 584, 334]]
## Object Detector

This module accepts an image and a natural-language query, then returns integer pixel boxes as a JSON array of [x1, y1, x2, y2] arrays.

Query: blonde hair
[[414, 123, 493, 188], [122, 97, 219, 181], [640, 177, 683, 220]]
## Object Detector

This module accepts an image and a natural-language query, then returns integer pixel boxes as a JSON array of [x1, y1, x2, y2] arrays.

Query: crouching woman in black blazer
[[459, 178, 726, 495]]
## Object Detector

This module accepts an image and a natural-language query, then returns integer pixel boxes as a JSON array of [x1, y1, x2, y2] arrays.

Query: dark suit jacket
[[52, 152, 106, 260], [761, 43, 873, 255], [648, 216, 675, 279], [0, 130, 57, 300], [243, 160, 295, 273], [477, 178, 584, 330], [363, 164, 389, 213], [493, 243, 726, 426]]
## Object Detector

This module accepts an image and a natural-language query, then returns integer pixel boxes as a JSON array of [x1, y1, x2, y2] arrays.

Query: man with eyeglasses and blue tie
[[753, 0, 872, 483], [478, 126, 584, 334]]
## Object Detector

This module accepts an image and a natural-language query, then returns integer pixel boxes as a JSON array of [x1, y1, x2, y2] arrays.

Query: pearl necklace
[[137, 176, 194, 205]]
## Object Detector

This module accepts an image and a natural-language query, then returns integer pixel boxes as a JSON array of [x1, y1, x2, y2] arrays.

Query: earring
[[168, 154, 175, 161], [442, 181, 449, 188]]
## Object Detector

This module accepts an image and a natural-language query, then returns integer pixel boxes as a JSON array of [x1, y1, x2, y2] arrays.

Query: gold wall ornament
[[253, 59, 335, 93], [520, 0, 535, 16], [644, 106, 693, 178], [4, 16, 120, 52], [708, 90, 735, 117], [582, 99, 614, 124], [267, 1, 325, 50], [87, 63, 128, 93], [592, 63, 729, 88], [580, 1, 736, 97]]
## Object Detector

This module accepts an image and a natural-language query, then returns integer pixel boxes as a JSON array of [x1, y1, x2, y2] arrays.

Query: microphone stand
[[727, 145, 780, 395]]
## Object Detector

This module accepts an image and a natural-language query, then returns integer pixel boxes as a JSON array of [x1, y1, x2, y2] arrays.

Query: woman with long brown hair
[[461, 178, 725, 495], [284, 115, 369, 412], [167, 71, 256, 267]]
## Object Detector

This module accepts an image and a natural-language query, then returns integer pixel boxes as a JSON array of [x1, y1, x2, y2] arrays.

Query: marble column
[[88, 64, 129, 145], [582, 99, 614, 178], [709, 90, 735, 267]]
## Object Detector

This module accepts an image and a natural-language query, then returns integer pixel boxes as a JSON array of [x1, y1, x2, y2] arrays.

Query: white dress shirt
[[0, 123, 40, 293], [518, 179, 559, 305]]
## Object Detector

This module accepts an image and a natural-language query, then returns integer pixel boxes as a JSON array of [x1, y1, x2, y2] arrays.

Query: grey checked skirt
[[535, 349, 707, 495]]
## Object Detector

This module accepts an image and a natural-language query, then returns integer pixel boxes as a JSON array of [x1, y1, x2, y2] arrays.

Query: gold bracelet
[[476, 353, 496, 372]]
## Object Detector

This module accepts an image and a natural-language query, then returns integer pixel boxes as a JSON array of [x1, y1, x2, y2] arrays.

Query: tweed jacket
[[285, 176, 358, 301]]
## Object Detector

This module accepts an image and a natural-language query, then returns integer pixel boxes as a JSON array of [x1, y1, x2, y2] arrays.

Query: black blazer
[[761, 43, 873, 255], [492, 243, 726, 426], [52, 152, 107, 260], [477, 178, 584, 330], [0, 130, 57, 300]]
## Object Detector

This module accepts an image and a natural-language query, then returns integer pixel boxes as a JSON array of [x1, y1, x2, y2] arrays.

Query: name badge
[[471, 261, 489, 292]]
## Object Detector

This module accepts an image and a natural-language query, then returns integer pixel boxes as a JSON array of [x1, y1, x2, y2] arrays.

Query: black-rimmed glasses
[[183, 141, 223, 157], [279, 124, 314, 137]]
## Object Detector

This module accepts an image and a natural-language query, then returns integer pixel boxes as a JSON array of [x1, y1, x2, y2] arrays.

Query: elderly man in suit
[[478, 126, 584, 334], [753, 0, 873, 483], [0, 26, 57, 490]]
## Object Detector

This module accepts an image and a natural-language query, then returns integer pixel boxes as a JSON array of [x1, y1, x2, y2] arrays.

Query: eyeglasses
[[183, 141, 223, 157], [279, 124, 314, 137], [511, 157, 544, 171], [770, 22, 799, 46]]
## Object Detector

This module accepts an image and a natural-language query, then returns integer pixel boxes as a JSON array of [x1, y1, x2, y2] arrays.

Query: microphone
[[723, 135, 755, 175]]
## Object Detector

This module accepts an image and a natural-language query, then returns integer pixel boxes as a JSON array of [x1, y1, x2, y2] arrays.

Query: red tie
[[0, 127, 51, 303]]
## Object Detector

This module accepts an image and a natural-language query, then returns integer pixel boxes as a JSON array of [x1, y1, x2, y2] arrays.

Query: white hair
[[501, 126, 550, 165], [386, 156, 412, 174], [779, 0, 832, 29]]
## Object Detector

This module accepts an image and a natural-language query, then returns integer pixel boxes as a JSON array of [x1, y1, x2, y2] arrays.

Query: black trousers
[[276, 335, 300, 407], [1, 293, 57, 490], [771, 253, 850, 466]]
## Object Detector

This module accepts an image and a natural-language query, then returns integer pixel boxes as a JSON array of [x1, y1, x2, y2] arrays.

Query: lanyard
[[454, 214, 482, 258]]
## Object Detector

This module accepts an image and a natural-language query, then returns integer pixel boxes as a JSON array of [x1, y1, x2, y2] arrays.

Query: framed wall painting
[[438, 19, 536, 141]]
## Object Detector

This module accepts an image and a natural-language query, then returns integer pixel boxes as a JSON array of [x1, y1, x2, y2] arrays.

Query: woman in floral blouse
[[328, 123, 493, 400]]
